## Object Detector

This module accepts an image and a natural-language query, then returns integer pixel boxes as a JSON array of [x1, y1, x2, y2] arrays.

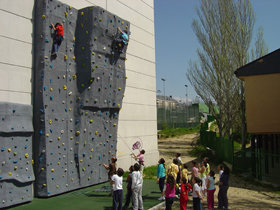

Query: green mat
[[12, 179, 162, 210]]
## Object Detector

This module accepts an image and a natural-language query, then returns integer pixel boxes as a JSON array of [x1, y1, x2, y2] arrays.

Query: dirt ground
[[157, 134, 280, 210]]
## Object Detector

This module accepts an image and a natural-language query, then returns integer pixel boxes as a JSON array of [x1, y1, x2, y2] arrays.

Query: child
[[180, 177, 192, 210], [111, 168, 124, 210], [176, 153, 182, 184], [192, 177, 203, 210], [167, 158, 179, 181], [51, 22, 64, 56], [116, 27, 129, 53], [181, 163, 189, 183], [218, 166, 229, 210], [191, 161, 199, 179], [156, 158, 166, 201], [123, 165, 134, 209], [164, 174, 176, 210], [131, 163, 143, 210], [207, 170, 216, 210], [103, 157, 117, 180], [198, 161, 207, 195], [131, 149, 145, 174]]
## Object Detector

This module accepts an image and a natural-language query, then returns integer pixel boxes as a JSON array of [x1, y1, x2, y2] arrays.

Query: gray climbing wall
[[33, 0, 129, 197], [0, 102, 34, 208]]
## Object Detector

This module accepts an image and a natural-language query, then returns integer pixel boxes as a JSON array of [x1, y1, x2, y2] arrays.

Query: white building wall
[[0, 0, 158, 170]]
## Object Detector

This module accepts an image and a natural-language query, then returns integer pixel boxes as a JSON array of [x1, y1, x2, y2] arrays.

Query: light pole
[[161, 78, 166, 123], [185, 85, 188, 127]]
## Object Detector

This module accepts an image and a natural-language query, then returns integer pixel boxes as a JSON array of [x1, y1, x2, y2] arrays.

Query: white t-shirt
[[192, 183, 201, 198], [111, 174, 123, 191], [219, 170, 224, 179]]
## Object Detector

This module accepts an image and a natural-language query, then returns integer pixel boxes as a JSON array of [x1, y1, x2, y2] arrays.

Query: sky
[[154, 0, 280, 103]]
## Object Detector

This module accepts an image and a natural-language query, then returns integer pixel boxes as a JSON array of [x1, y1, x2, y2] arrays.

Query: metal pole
[[161, 78, 166, 124], [185, 85, 188, 127]]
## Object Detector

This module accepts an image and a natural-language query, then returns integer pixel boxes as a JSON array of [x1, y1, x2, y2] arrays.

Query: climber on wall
[[51, 22, 64, 56], [115, 27, 129, 53]]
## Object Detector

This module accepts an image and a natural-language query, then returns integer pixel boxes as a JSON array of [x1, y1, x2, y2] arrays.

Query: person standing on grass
[[207, 170, 216, 210], [176, 153, 182, 184], [218, 166, 229, 210], [123, 165, 134, 209], [168, 158, 179, 182], [131, 163, 143, 210], [164, 174, 176, 210], [192, 177, 203, 210], [111, 168, 124, 210], [191, 161, 199, 179], [157, 158, 166, 201], [131, 149, 145, 174], [198, 161, 207, 195], [180, 177, 192, 210], [181, 163, 189, 183]]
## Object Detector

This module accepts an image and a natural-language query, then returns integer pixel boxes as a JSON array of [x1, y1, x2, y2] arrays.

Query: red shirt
[[56, 25, 64, 37], [180, 183, 192, 201]]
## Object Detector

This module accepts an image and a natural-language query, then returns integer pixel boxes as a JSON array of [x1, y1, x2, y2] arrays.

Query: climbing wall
[[33, 0, 129, 197], [0, 102, 34, 208]]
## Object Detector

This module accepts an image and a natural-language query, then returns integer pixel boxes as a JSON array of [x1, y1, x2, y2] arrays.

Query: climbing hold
[[118, 64, 121, 68], [50, 88, 53, 91], [89, 119, 93, 123], [86, 30, 89, 35], [94, 36, 97, 41], [57, 137, 61, 140], [46, 133, 49, 137], [95, 131, 98, 135], [118, 87, 121, 91], [8, 148, 11, 152], [73, 36, 75, 41], [63, 85, 67, 90], [8, 172, 12, 176], [81, 11, 84, 16], [81, 23, 84, 28], [72, 74, 77, 79], [99, 18, 102, 22], [121, 21, 124, 25], [72, 56, 76, 60], [82, 46, 85, 50], [64, 55, 68, 61], [42, 15, 46, 19], [49, 120, 52, 125], [64, 11, 68, 17], [44, 56, 49, 59], [25, 153, 29, 158], [14, 166, 17, 170], [91, 52, 95, 55], [51, 169, 54, 172], [75, 131, 80, 136], [125, 76, 128, 79]]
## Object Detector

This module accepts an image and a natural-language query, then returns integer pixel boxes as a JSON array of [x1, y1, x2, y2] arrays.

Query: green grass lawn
[[13, 179, 162, 210]]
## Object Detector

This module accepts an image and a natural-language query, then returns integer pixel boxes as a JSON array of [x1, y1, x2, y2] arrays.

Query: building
[[0, 0, 158, 207], [235, 49, 280, 184]]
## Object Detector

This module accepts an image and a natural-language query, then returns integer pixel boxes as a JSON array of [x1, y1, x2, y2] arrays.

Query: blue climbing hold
[[50, 64, 53, 68], [39, 130, 43, 135], [13, 160, 18, 163], [2, 117, 4, 121], [40, 109, 44, 113], [50, 96, 53, 100], [1, 147, 6, 151], [98, 154, 101, 160]]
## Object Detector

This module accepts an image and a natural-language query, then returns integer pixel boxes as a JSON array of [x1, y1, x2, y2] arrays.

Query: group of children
[[157, 154, 230, 210], [103, 149, 145, 210]]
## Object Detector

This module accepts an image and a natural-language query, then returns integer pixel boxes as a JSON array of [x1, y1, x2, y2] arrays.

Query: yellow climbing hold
[[13, 152, 17, 156], [8, 172, 12, 176], [118, 64, 121, 68], [49, 120, 52, 125], [125, 76, 128, 79], [43, 183, 47, 187], [8, 148, 11, 152], [75, 141, 79, 145], [41, 168, 45, 171], [86, 30, 89, 35], [77, 96, 80, 100], [42, 15, 46, 19], [51, 168, 54, 172], [99, 18, 102, 22], [95, 131, 99, 135], [86, 99, 89, 102], [57, 137, 61, 140], [62, 118, 64, 121], [44, 56, 48, 59], [57, 162, 60, 165], [62, 142, 65, 146], [64, 11, 68, 18], [69, 108, 72, 111], [121, 21, 124, 25], [73, 36, 75, 41], [90, 148, 94, 152], [82, 168, 85, 171], [113, 123, 117, 127], [81, 11, 84, 16], [89, 119, 93, 123], [56, 185, 59, 188], [72, 74, 77, 79], [50, 88, 53, 92], [46, 133, 49, 137], [76, 131, 80, 136], [14, 166, 17, 170], [81, 23, 84, 28], [92, 52, 95, 55], [82, 46, 85, 50], [69, 5, 72, 9], [89, 155, 92, 159], [118, 104, 121, 107], [63, 85, 67, 90], [64, 55, 68, 61], [125, 25, 128, 29], [118, 87, 121, 91], [72, 56, 76, 60], [70, 136, 73, 140], [88, 177, 91, 180], [80, 159, 83, 163]]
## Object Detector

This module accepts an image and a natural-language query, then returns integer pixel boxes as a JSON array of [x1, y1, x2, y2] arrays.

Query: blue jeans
[[193, 197, 201, 210], [113, 190, 123, 210], [53, 35, 63, 53]]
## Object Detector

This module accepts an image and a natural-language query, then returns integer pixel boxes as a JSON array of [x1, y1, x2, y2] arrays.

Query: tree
[[187, 0, 268, 145]]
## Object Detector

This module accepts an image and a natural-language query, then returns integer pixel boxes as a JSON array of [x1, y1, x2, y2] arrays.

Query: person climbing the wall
[[103, 157, 118, 180], [115, 27, 129, 53], [51, 22, 64, 56]]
